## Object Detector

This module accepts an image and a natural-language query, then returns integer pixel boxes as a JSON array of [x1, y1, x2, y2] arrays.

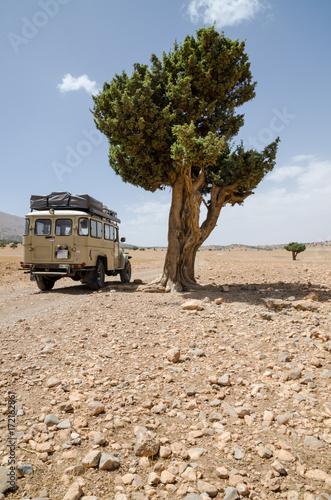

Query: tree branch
[[199, 184, 252, 244], [192, 167, 206, 192], [201, 197, 209, 209]]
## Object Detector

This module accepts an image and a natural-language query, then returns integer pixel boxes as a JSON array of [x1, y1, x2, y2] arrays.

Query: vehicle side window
[[24, 218, 30, 236], [104, 224, 116, 240], [91, 219, 102, 238], [91, 220, 97, 237], [35, 219, 51, 235], [55, 219, 72, 236], [97, 221, 102, 238], [78, 218, 89, 236]]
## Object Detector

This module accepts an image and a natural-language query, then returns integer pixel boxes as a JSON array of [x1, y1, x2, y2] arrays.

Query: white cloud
[[291, 154, 315, 163], [57, 74, 100, 95], [187, 0, 266, 27], [266, 165, 305, 182], [267, 155, 331, 189], [296, 159, 331, 192]]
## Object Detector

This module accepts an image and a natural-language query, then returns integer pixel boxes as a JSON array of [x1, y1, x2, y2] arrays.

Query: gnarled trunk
[[142, 169, 250, 292], [159, 173, 201, 291]]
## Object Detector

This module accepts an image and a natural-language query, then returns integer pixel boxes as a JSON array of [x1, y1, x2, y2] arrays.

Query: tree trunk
[[159, 172, 202, 292], [142, 171, 249, 292], [292, 252, 297, 260]]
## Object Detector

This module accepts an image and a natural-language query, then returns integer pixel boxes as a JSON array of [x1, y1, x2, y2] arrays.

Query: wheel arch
[[96, 254, 107, 270]]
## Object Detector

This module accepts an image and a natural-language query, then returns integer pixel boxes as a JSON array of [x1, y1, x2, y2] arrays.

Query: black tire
[[120, 260, 131, 283], [36, 276, 55, 291], [88, 261, 105, 290]]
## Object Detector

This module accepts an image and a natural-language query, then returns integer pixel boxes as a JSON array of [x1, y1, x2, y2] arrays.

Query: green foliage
[[92, 26, 278, 197], [284, 242, 306, 253], [284, 242, 306, 260], [205, 139, 279, 198], [0, 239, 20, 248]]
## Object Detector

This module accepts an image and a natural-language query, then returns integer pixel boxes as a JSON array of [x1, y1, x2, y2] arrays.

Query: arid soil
[[0, 247, 330, 500]]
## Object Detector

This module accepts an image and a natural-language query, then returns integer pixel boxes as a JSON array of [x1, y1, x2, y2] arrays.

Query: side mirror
[[120, 237, 126, 243]]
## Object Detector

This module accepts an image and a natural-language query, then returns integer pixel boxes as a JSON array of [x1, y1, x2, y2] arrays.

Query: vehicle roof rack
[[30, 192, 121, 223], [89, 207, 121, 224]]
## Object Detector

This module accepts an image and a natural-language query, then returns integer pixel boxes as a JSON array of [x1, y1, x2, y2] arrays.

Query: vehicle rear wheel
[[88, 261, 105, 290], [36, 276, 55, 291], [120, 260, 131, 283]]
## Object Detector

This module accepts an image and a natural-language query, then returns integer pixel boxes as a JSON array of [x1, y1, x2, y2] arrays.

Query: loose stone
[[82, 450, 101, 468], [99, 454, 120, 471]]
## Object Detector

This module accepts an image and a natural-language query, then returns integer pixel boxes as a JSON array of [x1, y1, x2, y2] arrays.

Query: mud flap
[[80, 270, 95, 284], [30, 274, 36, 281]]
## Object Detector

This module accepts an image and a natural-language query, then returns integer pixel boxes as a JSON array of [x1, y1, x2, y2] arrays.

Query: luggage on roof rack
[[30, 192, 120, 223], [30, 192, 103, 211]]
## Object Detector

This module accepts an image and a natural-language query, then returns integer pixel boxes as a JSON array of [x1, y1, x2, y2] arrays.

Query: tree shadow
[[32, 278, 331, 305], [180, 281, 331, 306]]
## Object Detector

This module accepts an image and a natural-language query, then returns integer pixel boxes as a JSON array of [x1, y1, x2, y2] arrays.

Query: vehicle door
[[32, 217, 54, 261], [104, 223, 115, 270], [22, 217, 32, 262], [114, 226, 120, 269], [53, 217, 75, 263]]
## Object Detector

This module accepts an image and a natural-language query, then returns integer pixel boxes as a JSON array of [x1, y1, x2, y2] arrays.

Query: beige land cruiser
[[20, 192, 131, 291]]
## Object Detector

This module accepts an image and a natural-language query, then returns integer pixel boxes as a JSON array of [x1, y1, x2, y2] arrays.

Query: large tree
[[92, 27, 279, 291]]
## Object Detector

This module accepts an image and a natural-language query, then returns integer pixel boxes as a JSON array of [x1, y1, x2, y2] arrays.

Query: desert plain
[[0, 246, 330, 500]]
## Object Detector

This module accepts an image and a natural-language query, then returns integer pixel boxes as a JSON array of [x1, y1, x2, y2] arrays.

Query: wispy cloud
[[186, 0, 267, 27], [266, 155, 331, 189], [291, 154, 315, 163], [266, 165, 305, 182], [57, 74, 100, 95]]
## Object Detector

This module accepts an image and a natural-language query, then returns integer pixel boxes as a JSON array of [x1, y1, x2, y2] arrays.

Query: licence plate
[[57, 249, 69, 259]]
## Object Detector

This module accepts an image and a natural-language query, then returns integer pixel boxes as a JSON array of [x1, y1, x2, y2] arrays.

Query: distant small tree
[[10, 242, 18, 249], [284, 242, 306, 260], [0, 241, 6, 249]]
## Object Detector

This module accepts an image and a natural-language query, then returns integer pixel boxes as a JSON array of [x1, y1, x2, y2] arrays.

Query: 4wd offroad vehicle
[[20, 192, 131, 291]]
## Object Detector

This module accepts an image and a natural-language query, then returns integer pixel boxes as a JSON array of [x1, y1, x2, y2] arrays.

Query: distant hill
[[202, 242, 331, 251], [0, 211, 25, 241]]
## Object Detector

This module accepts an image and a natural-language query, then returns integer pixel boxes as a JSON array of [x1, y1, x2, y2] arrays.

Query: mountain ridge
[[0, 211, 25, 240]]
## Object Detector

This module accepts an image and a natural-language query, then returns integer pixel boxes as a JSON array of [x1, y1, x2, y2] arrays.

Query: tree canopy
[[91, 26, 279, 291]]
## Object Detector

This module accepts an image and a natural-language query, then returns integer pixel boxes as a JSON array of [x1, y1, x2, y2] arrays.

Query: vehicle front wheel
[[120, 260, 131, 283], [36, 276, 55, 291], [88, 261, 105, 290]]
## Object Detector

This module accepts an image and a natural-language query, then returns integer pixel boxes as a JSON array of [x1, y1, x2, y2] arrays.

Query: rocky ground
[[0, 248, 330, 500]]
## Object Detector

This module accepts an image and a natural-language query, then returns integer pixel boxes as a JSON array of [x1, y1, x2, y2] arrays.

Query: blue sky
[[1, 0, 331, 246]]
